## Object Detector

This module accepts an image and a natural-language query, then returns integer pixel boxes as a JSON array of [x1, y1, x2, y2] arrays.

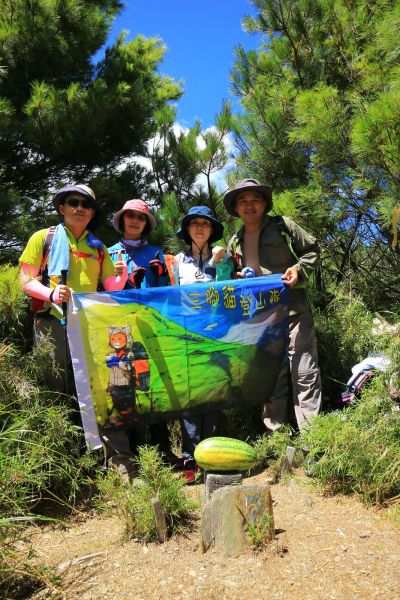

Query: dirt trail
[[29, 471, 400, 600]]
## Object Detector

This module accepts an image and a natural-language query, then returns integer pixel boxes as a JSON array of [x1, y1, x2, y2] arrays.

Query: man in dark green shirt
[[224, 178, 322, 433]]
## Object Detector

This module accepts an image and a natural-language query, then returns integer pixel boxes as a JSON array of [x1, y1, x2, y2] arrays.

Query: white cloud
[[117, 121, 237, 194]]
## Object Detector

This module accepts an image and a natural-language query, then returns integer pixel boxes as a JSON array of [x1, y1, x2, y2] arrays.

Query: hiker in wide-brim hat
[[223, 178, 273, 217], [18, 181, 127, 401], [174, 205, 226, 283], [173, 206, 233, 482], [177, 205, 224, 245], [223, 175, 322, 438], [106, 197, 178, 479], [53, 183, 100, 232], [112, 198, 157, 236]]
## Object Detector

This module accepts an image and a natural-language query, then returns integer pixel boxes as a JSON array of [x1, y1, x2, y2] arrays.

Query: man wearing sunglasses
[[19, 184, 128, 397]]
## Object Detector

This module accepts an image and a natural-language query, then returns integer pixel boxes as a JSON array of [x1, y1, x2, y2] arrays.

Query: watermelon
[[194, 436, 258, 472]]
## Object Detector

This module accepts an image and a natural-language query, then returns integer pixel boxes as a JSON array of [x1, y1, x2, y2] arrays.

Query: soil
[[26, 470, 400, 600]]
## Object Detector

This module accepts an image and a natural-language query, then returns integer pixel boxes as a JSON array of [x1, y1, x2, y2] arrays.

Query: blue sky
[[106, 1, 261, 128]]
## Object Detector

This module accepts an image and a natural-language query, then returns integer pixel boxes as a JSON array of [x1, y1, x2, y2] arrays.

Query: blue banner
[[67, 275, 289, 448]]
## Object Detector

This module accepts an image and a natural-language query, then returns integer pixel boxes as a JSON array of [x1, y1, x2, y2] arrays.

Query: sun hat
[[177, 205, 224, 244], [223, 178, 272, 216], [53, 184, 96, 210], [112, 199, 156, 234]]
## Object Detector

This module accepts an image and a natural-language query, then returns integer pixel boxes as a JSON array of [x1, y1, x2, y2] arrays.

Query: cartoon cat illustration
[[105, 326, 150, 425]]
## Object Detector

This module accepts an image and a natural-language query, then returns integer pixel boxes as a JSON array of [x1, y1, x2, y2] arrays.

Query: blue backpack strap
[[97, 246, 105, 279]]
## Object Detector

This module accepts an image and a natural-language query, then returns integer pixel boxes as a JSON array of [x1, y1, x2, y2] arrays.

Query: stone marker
[[201, 484, 274, 556], [204, 471, 243, 503], [151, 496, 168, 542], [286, 445, 296, 467]]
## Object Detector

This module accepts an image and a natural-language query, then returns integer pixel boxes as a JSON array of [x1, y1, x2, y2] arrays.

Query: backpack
[[337, 354, 389, 408], [31, 227, 105, 314]]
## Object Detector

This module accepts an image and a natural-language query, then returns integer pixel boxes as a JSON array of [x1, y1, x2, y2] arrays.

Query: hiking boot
[[162, 451, 184, 471], [181, 459, 200, 484]]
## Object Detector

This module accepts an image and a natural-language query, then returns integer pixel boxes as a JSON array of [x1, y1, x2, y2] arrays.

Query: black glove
[[149, 258, 167, 277], [128, 267, 146, 289]]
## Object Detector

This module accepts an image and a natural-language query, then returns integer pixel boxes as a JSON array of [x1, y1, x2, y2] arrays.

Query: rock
[[286, 445, 296, 467], [57, 552, 105, 571], [359, 531, 372, 538], [151, 496, 168, 542], [201, 484, 274, 556], [204, 471, 243, 502]]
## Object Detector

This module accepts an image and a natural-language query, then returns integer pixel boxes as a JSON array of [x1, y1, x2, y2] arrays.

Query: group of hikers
[[18, 178, 322, 482]]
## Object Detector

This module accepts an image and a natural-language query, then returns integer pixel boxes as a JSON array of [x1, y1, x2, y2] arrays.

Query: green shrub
[[0, 340, 97, 517], [301, 376, 400, 504], [0, 340, 96, 599], [251, 428, 301, 482], [314, 292, 377, 403], [247, 512, 274, 549], [96, 445, 197, 541], [252, 427, 295, 468], [0, 265, 29, 342]]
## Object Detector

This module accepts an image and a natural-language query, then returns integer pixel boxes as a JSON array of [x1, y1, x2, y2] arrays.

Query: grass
[[301, 376, 400, 505], [0, 339, 97, 598], [247, 512, 274, 549], [251, 427, 301, 482], [384, 506, 400, 526], [0, 519, 62, 599], [96, 445, 198, 542]]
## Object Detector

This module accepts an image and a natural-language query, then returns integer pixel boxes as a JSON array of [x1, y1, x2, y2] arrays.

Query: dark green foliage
[[96, 446, 197, 541], [232, 0, 400, 311], [219, 405, 266, 442], [0, 1, 182, 258]]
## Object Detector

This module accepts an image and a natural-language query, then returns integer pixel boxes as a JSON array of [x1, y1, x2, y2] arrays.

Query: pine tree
[[231, 0, 400, 309], [148, 102, 237, 253], [0, 1, 181, 256]]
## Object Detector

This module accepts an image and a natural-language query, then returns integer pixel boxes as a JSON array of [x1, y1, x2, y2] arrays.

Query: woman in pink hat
[[108, 199, 170, 289], [104, 199, 178, 478]]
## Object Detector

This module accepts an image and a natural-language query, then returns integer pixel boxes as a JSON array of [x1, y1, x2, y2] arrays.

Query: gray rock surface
[[204, 471, 243, 502], [201, 484, 274, 556]]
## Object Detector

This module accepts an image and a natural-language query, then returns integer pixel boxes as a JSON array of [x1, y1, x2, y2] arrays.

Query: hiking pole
[[60, 269, 69, 397]]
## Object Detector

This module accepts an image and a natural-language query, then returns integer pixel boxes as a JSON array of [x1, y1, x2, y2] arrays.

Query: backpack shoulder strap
[[270, 216, 300, 262], [164, 253, 177, 285], [97, 246, 105, 278], [40, 226, 56, 273]]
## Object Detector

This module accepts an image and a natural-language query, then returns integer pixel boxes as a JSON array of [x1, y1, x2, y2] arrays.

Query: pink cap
[[112, 199, 156, 233]]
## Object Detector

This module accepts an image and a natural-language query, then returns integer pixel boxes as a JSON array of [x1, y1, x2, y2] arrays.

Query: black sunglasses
[[65, 197, 95, 209]]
